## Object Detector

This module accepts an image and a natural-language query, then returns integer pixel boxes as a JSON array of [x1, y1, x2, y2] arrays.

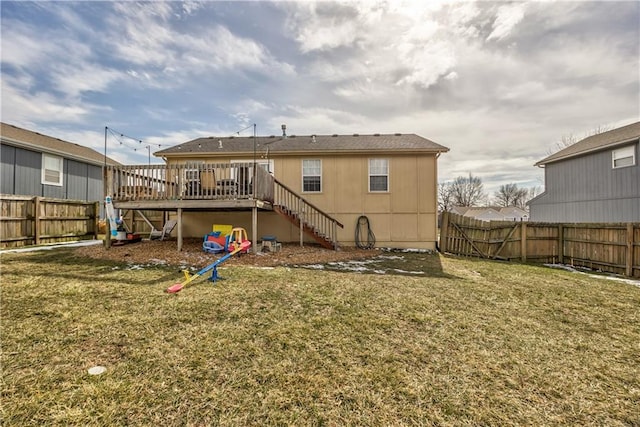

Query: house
[[528, 121, 639, 222], [1, 122, 120, 200], [450, 206, 528, 222], [144, 131, 449, 250], [498, 206, 529, 221]]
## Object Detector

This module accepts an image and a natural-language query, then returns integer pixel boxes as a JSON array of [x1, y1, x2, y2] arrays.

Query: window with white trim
[[612, 145, 636, 169], [42, 153, 63, 186], [369, 158, 389, 192], [302, 159, 321, 192]]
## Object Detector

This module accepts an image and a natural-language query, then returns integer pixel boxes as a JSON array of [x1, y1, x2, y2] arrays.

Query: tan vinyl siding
[[163, 144, 442, 249]]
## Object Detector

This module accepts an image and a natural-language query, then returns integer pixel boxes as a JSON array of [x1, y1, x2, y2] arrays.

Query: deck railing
[[105, 163, 274, 202]]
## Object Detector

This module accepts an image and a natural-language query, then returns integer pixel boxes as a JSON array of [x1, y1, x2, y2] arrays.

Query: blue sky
[[1, 1, 638, 197]]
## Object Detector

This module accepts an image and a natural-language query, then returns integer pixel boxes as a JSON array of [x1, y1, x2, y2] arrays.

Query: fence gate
[[439, 212, 640, 278]]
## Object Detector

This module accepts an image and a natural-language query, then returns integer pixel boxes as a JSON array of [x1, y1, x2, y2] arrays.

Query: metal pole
[[103, 126, 108, 222], [253, 123, 257, 199], [104, 126, 108, 168]]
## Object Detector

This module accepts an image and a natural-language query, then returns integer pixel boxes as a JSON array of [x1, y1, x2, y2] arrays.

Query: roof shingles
[[1, 122, 120, 166], [155, 133, 449, 157], [535, 121, 640, 166]]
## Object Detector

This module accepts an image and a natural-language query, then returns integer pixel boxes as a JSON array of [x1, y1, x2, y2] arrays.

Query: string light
[[105, 126, 164, 164]]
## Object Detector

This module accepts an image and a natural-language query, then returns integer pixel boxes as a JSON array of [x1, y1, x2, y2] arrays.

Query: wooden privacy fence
[[0, 195, 99, 249], [440, 212, 640, 278]]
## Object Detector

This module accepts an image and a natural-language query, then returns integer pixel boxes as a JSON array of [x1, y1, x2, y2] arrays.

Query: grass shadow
[[1, 249, 179, 286]]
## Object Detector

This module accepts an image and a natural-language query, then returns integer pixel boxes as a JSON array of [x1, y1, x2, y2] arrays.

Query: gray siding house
[[1, 123, 119, 200], [528, 121, 639, 222]]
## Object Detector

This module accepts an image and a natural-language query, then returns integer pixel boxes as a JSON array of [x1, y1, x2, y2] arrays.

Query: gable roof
[[535, 121, 640, 166], [0, 122, 120, 166], [155, 133, 449, 158]]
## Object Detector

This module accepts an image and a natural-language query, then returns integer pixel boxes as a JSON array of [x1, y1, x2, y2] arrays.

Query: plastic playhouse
[[166, 225, 251, 293], [202, 224, 251, 254]]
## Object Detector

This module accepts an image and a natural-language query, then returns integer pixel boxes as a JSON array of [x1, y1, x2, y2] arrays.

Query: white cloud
[[285, 2, 460, 92], [487, 3, 527, 41], [110, 2, 294, 85], [1, 76, 101, 125], [52, 65, 123, 98], [394, 39, 457, 88]]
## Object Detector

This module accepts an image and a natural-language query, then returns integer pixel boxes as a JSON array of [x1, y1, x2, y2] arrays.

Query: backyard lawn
[[1, 248, 639, 426]]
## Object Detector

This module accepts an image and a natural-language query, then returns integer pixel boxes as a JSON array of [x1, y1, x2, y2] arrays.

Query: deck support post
[[177, 208, 183, 251]]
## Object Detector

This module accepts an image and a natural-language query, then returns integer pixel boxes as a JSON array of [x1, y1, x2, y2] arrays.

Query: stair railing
[[273, 178, 344, 249]]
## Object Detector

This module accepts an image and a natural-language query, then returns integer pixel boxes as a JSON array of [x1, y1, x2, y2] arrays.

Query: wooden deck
[[104, 163, 343, 251], [105, 162, 275, 211]]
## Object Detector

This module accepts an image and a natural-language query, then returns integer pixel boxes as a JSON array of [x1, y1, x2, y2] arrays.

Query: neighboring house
[[450, 206, 528, 222], [0, 122, 120, 200], [154, 132, 449, 249], [528, 121, 639, 222], [499, 206, 529, 221]]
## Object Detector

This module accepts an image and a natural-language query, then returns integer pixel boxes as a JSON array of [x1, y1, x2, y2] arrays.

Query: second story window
[[302, 159, 321, 192], [612, 145, 635, 168], [369, 158, 389, 192]]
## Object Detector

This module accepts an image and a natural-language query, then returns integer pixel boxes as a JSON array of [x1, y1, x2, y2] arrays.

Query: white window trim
[[368, 158, 389, 192], [302, 159, 322, 193], [612, 145, 636, 169], [41, 153, 63, 186]]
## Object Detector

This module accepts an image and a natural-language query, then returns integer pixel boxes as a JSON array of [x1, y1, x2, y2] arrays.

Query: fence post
[[440, 211, 449, 253], [520, 222, 527, 262], [34, 196, 41, 245], [93, 201, 99, 240], [626, 223, 633, 277], [558, 224, 564, 264]]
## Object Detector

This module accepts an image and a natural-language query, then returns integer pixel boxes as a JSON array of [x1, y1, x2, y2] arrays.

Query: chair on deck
[[149, 219, 177, 240], [200, 169, 218, 197]]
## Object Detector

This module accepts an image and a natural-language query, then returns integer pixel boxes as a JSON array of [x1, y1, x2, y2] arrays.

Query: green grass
[[1, 249, 639, 426]]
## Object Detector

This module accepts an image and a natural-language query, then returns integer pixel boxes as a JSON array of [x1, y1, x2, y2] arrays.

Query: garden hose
[[355, 215, 376, 249]]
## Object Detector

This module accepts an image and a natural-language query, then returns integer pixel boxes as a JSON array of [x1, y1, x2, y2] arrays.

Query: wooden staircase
[[273, 178, 344, 250]]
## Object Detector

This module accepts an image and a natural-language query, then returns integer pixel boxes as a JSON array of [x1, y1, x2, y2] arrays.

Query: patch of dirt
[[74, 238, 381, 269]]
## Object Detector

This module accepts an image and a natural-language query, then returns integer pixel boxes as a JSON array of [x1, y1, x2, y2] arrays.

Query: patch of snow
[[393, 269, 424, 275], [545, 263, 640, 288], [0, 239, 102, 254], [332, 265, 368, 272], [300, 264, 325, 270], [380, 247, 432, 254], [400, 248, 432, 253], [377, 255, 404, 260]]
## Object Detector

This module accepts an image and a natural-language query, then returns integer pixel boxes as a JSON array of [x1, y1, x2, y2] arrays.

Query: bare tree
[[438, 182, 454, 213], [450, 173, 485, 207], [494, 183, 528, 208], [547, 133, 578, 155], [527, 185, 541, 200], [547, 125, 612, 155]]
